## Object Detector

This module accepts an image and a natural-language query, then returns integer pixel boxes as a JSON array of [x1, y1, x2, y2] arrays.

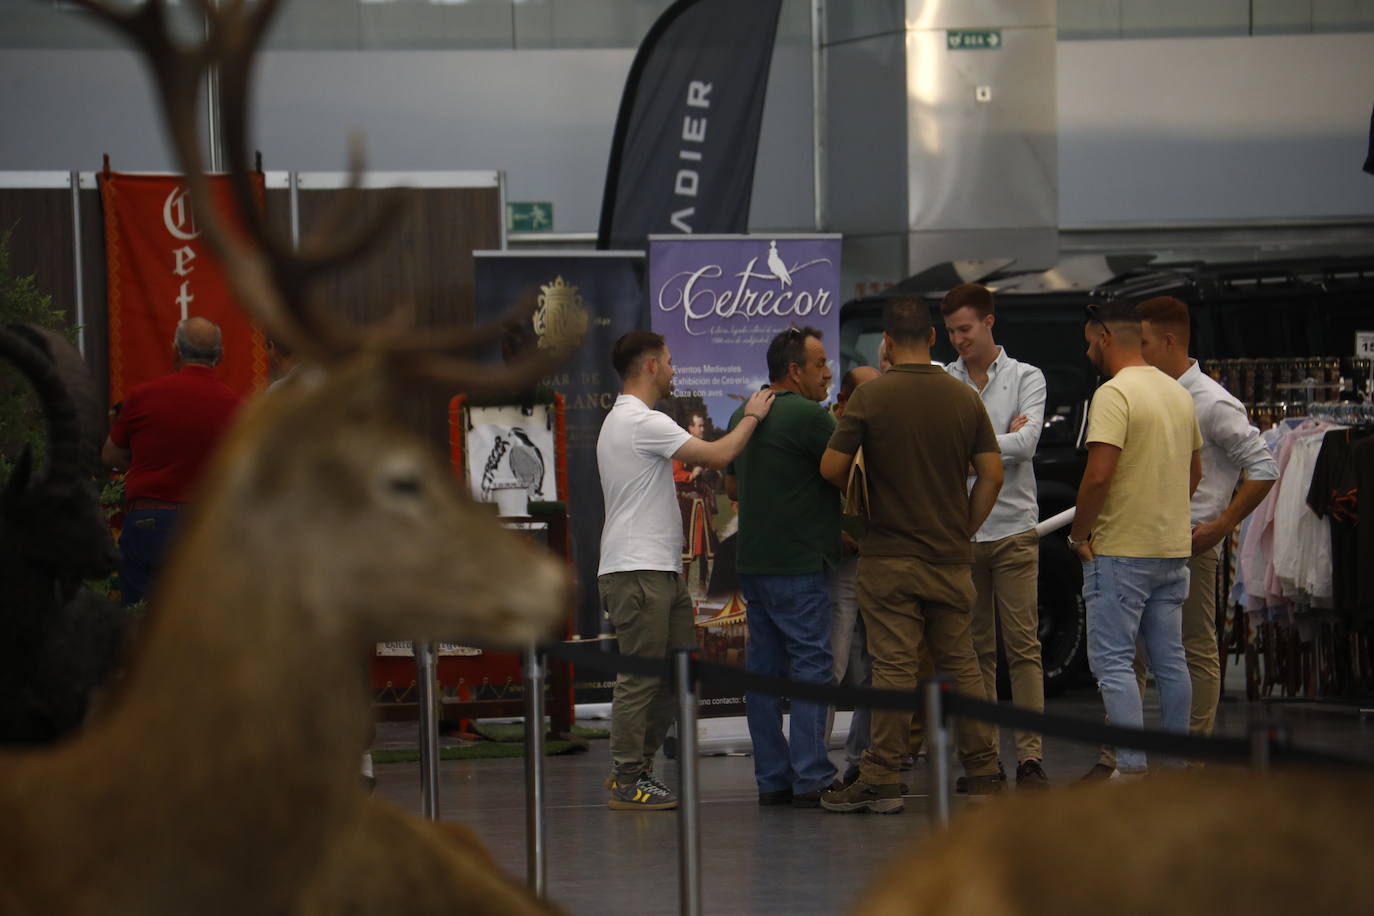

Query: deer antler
[[70, 0, 572, 391]]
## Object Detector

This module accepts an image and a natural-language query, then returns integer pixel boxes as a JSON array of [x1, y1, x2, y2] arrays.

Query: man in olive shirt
[[726, 327, 841, 807], [819, 299, 1005, 814]]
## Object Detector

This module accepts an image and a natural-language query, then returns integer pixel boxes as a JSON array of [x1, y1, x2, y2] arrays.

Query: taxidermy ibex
[[0, 1, 572, 913], [0, 324, 126, 746]]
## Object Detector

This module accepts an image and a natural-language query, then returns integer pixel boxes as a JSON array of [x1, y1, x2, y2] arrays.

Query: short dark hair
[[766, 326, 823, 383], [1136, 296, 1191, 341], [940, 283, 994, 319], [1085, 300, 1140, 329], [882, 298, 933, 346], [610, 330, 665, 379]]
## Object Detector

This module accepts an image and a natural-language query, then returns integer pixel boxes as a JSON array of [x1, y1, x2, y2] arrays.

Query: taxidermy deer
[[856, 769, 1374, 916], [0, 1, 573, 913], [0, 325, 126, 745]]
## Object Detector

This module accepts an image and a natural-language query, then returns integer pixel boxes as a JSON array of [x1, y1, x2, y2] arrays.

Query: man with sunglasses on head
[[1069, 301, 1202, 779], [726, 326, 842, 808]]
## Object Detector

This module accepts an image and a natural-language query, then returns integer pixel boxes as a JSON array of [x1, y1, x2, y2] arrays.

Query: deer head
[[67, 0, 577, 648]]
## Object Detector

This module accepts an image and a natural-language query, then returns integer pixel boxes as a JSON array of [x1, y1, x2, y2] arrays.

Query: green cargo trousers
[[600, 570, 697, 783]]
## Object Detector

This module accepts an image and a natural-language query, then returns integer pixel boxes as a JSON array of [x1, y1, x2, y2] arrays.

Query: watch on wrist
[[1067, 533, 1092, 550]]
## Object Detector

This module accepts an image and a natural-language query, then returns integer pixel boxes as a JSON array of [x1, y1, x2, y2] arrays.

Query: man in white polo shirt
[[942, 283, 1051, 789], [1139, 296, 1277, 734], [597, 330, 775, 810]]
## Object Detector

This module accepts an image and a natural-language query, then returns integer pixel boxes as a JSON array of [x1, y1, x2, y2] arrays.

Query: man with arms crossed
[[597, 331, 775, 810], [1138, 296, 1277, 735], [942, 283, 1052, 788], [1069, 301, 1201, 778], [819, 299, 1005, 813], [726, 327, 840, 807]]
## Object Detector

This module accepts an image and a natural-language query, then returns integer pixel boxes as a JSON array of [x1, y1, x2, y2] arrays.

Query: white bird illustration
[[766, 240, 792, 287]]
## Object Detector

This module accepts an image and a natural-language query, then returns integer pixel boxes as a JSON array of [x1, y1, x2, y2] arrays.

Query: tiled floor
[[372, 683, 1374, 915]]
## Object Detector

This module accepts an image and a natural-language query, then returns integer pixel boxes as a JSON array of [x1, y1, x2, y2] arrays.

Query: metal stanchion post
[[1249, 721, 1288, 771], [674, 649, 702, 916], [415, 639, 440, 821], [524, 644, 548, 898], [923, 677, 952, 828]]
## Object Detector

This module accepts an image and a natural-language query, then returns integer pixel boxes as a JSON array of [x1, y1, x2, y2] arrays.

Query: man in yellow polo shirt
[[1067, 300, 1202, 777]]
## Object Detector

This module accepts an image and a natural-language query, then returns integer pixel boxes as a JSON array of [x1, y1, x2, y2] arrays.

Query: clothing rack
[[1308, 402, 1374, 425], [1218, 408, 1374, 704]]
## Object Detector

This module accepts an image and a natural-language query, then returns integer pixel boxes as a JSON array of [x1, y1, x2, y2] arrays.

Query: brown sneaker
[[1078, 763, 1119, 784], [1015, 759, 1050, 789], [820, 779, 904, 814]]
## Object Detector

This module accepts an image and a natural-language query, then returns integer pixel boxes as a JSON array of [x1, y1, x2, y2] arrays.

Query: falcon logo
[[533, 275, 589, 353]]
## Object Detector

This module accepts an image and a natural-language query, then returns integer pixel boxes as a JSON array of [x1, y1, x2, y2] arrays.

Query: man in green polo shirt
[[725, 326, 842, 808]]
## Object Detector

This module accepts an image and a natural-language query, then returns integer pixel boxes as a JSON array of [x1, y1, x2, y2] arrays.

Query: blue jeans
[[119, 508, 180, 607], [740, 572, 837, 794], [1083, 555, 1192, 773]]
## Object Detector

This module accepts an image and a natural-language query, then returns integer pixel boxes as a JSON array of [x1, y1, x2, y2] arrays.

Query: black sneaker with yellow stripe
[[607, 774, 679, 811]]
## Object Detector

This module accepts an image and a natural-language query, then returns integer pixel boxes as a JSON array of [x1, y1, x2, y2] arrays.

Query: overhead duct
[[824, 0, 1058, 293]]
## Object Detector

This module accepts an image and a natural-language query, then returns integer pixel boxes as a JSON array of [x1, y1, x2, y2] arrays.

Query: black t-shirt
[[1307, 429, 1362, 620]]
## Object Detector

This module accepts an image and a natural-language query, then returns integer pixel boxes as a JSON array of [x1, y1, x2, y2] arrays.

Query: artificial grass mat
[[372, 742, 581, 764], [371, 723, 609, 764], [473, 723, 609, 743]]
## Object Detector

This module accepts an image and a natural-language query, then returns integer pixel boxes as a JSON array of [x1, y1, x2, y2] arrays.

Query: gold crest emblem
[[533, 275, 589, 352]]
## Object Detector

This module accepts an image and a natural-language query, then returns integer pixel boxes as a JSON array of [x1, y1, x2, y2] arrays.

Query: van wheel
[[1038, 535, 1088, 695]]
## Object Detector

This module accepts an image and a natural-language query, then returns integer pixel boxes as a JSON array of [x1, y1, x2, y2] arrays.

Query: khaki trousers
[[971, 529, 1044, 763], [600, 570, 697, 782], [857, 555, 999, 784], [1098, 547, 1221, 768]]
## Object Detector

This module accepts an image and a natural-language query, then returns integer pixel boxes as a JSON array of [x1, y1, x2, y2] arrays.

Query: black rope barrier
[[542, 639, 1370, 770]]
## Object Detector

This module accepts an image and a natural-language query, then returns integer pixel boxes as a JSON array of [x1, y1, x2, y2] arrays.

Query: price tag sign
[[1358, 331, 1374, 358]]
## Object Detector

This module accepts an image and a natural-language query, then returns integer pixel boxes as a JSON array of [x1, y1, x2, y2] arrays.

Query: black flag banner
[[1364, 104, 1373, 175], [597, 0, 784, 250]]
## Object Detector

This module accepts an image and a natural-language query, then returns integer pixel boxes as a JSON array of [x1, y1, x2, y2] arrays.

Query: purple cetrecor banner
[[648, 234, 840, 716], [649, 234, 842, 426]]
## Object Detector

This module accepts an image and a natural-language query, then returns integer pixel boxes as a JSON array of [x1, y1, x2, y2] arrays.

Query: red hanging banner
[[99, 170, 269, 405]]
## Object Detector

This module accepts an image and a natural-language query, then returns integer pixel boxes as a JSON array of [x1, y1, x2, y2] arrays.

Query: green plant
[[0, 224, 79, 479]]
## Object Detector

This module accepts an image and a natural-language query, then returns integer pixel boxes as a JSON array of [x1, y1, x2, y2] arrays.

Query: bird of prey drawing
[[508, 427, 546, 498], [766, 240, 792, 287]]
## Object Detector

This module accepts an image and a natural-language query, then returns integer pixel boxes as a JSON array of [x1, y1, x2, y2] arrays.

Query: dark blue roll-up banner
[[474, 251, 648, 649], [597, 0, 784, 250]]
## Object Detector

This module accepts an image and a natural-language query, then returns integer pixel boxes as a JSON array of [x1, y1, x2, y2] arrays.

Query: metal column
[[524, 644, 548, 898], [923, 678, 952, 827], [68, 170, 86, 358], [415, 639, 441, 820], [674, 649, 702, 916]]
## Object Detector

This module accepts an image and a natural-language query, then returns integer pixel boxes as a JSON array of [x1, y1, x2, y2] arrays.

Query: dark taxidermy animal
[[0, 324, 125, 745]]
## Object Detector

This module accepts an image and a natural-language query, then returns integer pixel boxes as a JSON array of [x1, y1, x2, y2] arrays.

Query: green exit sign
[[947, 29, 1002, 50], [508, 201, 553, 232]]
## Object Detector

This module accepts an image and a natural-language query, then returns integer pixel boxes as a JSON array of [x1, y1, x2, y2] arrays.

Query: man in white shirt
[[941, 283, 1051, 788], [597, 330, 775, 810], [1138, 297, 1278, 735]]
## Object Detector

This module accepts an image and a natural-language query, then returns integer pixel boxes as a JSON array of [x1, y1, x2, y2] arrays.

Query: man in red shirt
[[102, 317, 241, 606]]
